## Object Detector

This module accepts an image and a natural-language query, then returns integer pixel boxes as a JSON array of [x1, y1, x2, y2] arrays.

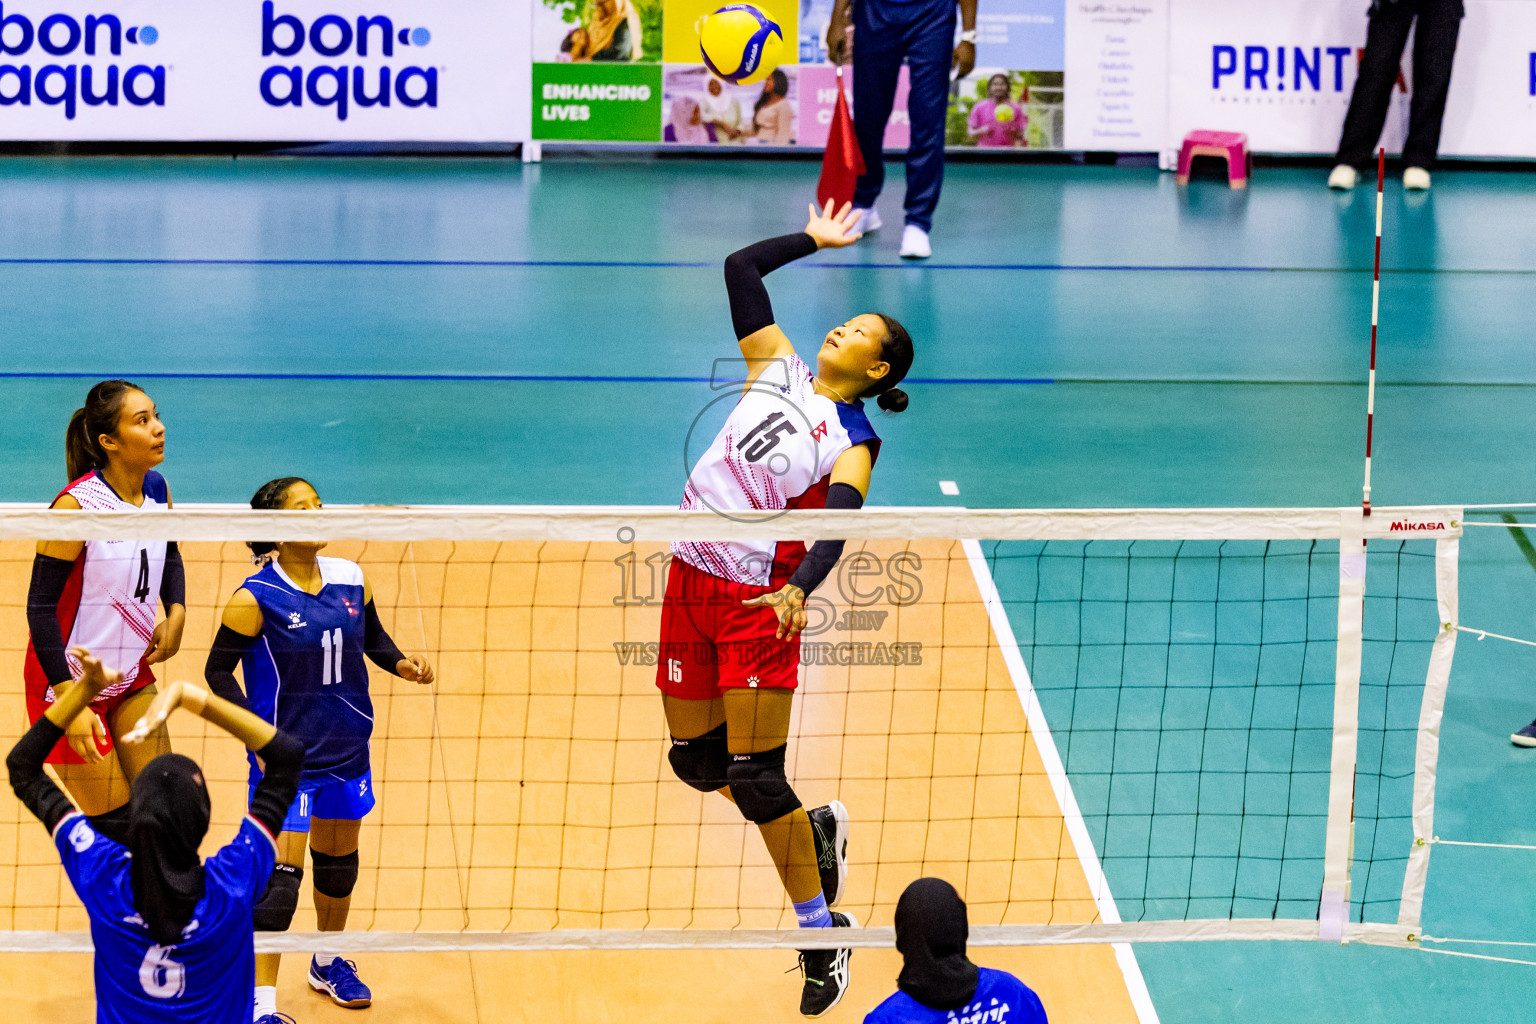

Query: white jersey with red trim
[[674, 354, 880, 586], [56, 471, 169, 699]]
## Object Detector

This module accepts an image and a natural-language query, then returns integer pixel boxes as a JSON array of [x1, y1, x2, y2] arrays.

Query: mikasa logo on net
[[0, 4, 166, 119], [260, 1, 439, 121], [1387, 519, 1451, 533]]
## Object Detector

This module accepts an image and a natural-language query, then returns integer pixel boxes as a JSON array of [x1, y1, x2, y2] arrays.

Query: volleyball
[[994, 105, 1015, 123], [697, 4, 784, 86]]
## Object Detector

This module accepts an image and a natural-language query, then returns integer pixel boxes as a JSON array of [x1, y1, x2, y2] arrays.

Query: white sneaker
[[850, 206, 882, 232], [1403, 166, 1431, 191], [898, 224, 930, 260], [1327, 164, 1358, 190]]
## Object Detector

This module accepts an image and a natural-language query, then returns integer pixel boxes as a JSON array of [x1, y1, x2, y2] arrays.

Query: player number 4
[[133, 549, 151, 602], [319, 627, 344, 686]]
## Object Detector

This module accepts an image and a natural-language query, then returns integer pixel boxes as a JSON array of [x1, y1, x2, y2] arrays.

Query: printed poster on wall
[[1063, 1, 1166, 152], [532, 0, 962, 151], [948, 0, 1066, 151]]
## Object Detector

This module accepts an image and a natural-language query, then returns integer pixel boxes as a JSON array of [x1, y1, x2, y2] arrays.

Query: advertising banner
[[1167, 0, 1407, 156], [1439, 1, 1536, 158], [534, 0, 1066, 150], [950, 0, 1067, 150], [1063, 1, 1166, 152], [0, 0, 530, 141]]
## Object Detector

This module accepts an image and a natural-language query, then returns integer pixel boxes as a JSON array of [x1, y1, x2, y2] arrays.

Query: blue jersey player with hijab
[[202, 477, 434, 1024], [7, 648, 305, 1024], [865, 879, 1048, 1024]]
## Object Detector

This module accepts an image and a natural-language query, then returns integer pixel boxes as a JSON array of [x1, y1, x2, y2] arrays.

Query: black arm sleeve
[[364, 600, 406, 675], [26, 554, 75, 687], [787, 482, 866, 596], [247, 730, 304, 839], [204, 625, 255, 711], [7, 716, 75, 835], [160, 541, 185, 610], [724, 232, 819, 340]]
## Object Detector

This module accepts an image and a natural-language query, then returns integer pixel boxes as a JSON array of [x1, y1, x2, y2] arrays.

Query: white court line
[[963, 539, 1161, 1024]]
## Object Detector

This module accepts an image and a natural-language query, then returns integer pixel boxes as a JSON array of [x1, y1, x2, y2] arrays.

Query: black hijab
[[895, 878, 980, 1011], [128, 753, 211, 946]]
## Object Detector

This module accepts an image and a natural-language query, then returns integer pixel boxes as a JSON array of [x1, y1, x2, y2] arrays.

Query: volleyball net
[[0, 504, 1463, 953]]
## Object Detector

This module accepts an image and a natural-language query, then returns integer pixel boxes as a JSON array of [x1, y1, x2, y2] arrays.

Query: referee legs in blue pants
[[828, 0, 977, 259]]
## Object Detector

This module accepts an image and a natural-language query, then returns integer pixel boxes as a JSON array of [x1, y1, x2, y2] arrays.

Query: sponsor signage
[[0, 0, 529, 141]]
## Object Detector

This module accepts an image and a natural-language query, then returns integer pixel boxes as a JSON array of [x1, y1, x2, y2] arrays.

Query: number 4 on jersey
[[133, 548, 151, 602]]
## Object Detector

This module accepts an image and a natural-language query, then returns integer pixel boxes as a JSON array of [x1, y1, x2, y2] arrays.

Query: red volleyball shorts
[[24, 657, 156, 766], [655, 557, 801, 700]]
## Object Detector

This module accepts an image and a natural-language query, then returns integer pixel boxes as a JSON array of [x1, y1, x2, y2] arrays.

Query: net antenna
[[1362, 147, 1385, 517]]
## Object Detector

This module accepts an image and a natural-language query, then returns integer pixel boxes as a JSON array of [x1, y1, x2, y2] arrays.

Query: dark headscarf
[[895, 878, 980, 1011], [128, 753, 211, 946]]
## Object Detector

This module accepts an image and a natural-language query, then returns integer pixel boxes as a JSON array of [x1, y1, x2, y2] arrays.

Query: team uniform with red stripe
[[24, 470, 169, 764], [658, 354, 879, 700]]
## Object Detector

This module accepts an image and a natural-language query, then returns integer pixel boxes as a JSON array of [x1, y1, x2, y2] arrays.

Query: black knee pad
[[253, 863, 302, 931], [88, 804, 131, 846], [668, 723, 729, 794], [726, 745, 801, 825], [310, 849, 360, 900]]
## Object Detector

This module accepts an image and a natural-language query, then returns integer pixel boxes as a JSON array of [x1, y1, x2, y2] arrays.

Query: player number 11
[[319, 627, 344, 686]]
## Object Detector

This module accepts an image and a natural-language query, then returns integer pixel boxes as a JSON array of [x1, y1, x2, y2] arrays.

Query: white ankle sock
[[253, 985, 277, 1021], [314, 953, 336, 967]]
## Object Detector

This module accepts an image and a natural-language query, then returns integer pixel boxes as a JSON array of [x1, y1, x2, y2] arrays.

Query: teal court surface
[[4, 156, 1536, 1021]]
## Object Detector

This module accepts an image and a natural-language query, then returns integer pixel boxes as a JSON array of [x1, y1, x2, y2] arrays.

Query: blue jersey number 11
[[319, 627, 344, 686]]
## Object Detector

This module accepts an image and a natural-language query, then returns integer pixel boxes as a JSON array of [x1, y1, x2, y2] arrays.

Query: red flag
[[817, 67, 865, 210]]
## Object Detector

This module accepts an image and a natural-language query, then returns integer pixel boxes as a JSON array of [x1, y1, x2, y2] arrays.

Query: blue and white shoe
[[1512, 720, 1536, 747], [255, 1015, 296, 1024], [308, 956, 372, 1008]]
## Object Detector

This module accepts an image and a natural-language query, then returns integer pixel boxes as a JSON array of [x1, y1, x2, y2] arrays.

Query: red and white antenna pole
[[1362, 148, 1384, 517]]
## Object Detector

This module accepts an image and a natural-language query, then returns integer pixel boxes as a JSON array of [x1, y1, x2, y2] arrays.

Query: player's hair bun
[[869, 313, 913, 414]]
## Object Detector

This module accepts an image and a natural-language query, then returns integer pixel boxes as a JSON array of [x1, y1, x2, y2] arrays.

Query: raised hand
[[122, 679, 208, 746], [57, 648, 121, 762], [805, 199, 863, 250], [63, 708, 108, 763], [71, 647, 122, 700], [396, 654, 435, 686]]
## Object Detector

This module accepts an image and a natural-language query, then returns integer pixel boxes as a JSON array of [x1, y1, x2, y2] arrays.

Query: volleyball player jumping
[[658, 200, 914, 1017], [202, 477, 434, 1023], [24, 380, 184, 846]]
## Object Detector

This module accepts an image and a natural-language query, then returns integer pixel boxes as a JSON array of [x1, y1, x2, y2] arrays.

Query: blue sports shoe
[[1513, 720, 1536, 747], [308, 956, 372, 1008], [255, 1015, 296, 1024]]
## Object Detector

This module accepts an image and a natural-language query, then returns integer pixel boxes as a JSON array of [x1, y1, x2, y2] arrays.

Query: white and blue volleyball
[[697, 5, 784, 86]]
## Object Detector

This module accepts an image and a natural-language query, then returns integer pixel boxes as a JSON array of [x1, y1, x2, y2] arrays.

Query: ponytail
[[65, 379, 143, 482]]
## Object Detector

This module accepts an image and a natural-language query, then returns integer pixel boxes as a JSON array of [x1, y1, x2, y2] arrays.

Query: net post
[[1321, 514, 1367, 942]]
